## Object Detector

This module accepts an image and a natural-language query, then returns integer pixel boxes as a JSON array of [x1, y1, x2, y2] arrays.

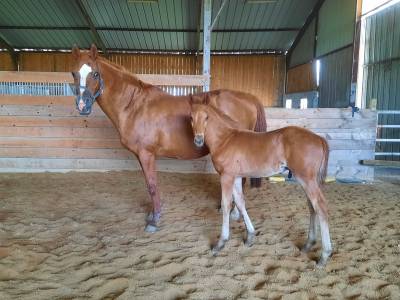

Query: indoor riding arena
[[1, 1, 400, 299]]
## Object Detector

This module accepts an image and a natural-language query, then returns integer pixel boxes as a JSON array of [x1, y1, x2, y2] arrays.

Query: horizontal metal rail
[[375, 152, 400, 156], [377, 125, 400, 128], [377, 110, 400, 114], [376, 139, 400, 142]]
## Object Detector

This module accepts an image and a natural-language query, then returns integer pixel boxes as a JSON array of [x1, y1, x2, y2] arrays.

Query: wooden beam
[[202, 0, 212, 91], [286, 0, 326, 69], [0, 71, 207, 86], [0, 34, 18, 70], [74, 0, 108, 56], [0, 25, 301, 33]]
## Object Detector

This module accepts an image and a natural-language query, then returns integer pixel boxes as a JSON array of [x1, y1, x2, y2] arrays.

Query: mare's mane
[[207, 105, 240, 130], [97, 56, 161, 92]]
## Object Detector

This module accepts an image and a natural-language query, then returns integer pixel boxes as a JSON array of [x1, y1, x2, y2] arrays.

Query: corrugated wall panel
[[362, 3, 400, 161], [289, 19, 315, 68], [319, 46, 353, 108], [316, 0, 356, 57]]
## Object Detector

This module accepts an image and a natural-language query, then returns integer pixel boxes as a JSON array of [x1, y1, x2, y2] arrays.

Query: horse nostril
[[194, 135, 204, 146]]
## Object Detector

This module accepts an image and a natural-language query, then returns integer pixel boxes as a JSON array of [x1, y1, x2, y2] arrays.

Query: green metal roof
[[0, 0, 319, 53]]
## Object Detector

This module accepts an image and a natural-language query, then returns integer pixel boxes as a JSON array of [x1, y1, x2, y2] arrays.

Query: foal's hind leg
[[301, 200, 317, 252], [300, 180, 332, 267], [232, 177, 255, 247], [212, 174, 235, 255]]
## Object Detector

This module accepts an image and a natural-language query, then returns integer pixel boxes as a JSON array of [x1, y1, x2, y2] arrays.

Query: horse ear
[[72, 45, 80, 60], [89, 44, 98, 59]]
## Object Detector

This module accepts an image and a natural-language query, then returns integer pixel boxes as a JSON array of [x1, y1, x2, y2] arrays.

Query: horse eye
[[93, 72, 99, 78], [205, 116, 208, 120]]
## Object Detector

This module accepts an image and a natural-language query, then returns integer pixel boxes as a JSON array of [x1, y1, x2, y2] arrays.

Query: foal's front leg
[[232, 177, 255, 246], [212, 174, 235, 255], [138, 151, 162, 232]]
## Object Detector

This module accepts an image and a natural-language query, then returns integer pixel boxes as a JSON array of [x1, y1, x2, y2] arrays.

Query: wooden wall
[[212, 55, 285, 107], [0, 86, 376, 180], [0, 53, 14, 71], [0, 52, 284, 106], [286, 62, 317, 94]]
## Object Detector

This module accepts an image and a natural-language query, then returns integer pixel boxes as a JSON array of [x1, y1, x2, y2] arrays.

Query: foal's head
[[71, 44, 103, 115], [190, 104, 209, 147]]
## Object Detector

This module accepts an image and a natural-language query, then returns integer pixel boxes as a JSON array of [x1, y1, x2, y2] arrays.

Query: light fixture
[[246, 0, 277, 4], [127, 0, 158, 3]]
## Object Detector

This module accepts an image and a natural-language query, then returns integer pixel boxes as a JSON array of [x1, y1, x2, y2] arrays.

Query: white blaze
[[79, 64, 92, 94]]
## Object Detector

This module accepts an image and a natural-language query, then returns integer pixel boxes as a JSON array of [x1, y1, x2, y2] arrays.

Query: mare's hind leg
[[138, 151, 162, 232], [232, 177, 255, 247], [212, 174, 235, 255], [301, 200, 317, 252], [300, 180, 332, 267]]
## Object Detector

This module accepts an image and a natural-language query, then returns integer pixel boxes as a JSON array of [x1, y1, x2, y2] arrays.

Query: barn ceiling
[[0, 0, 319, 53]]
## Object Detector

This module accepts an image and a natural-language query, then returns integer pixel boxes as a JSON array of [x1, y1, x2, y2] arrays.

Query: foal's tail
[[318, 138, 330, 186], [250, 99, 267, 188]]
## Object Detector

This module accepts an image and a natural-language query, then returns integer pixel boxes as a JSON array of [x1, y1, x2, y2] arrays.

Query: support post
[[350, 0, 363, 105], [202, 0, 212, 91]]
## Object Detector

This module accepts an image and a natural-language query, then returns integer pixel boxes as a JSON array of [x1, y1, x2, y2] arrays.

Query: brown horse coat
[[71, 44, 266, 231], [190, 103, 332, 267]]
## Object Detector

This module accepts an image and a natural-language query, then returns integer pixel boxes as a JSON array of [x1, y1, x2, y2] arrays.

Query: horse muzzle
[[76, 94, 94, 116], [194, 134, 204, 147]]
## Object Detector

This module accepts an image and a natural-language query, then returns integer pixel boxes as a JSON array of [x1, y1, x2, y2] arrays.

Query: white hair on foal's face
[[79, 64, 92, 94]]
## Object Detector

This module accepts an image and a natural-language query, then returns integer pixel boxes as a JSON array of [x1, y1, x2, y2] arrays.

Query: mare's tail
[[250, 99, 267, 188], [318, 138, 330, 186]]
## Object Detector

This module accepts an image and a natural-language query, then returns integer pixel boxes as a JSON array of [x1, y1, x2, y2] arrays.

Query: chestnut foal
[[190, 104, 332, 267]]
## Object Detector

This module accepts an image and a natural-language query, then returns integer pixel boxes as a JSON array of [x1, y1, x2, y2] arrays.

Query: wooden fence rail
[[0, 72, 376, 180]]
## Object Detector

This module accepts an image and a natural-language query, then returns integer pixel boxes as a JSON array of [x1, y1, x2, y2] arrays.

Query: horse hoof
[[244, 233, 255, 247], [301, 241, 316, 253], [146, 211, 161, 223], [144, 223, 159, 233], [211, 241, 226, 256], [211, 245, 224, 256], [146, 212, 153, 222], [316, 259, 327, 268], [316, 251, 332, 268]]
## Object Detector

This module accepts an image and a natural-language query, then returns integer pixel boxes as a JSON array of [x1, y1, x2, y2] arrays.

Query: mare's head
[[71, 44, 104, 115], [190, 104, 209, 147]]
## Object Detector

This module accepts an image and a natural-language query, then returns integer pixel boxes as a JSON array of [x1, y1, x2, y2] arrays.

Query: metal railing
[[0, 82, 74, 96], [375, 110, 400, 157]]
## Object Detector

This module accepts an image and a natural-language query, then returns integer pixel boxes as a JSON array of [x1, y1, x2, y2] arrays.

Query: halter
[[75, 72, 104, 115]]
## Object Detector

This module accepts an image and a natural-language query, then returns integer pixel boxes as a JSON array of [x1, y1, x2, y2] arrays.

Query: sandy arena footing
[[0, 171, 399, 299]]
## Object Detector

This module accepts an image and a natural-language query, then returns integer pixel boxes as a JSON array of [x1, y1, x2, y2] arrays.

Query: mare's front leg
[[138, 151, 162, 232], [212, 174, 235, 255]]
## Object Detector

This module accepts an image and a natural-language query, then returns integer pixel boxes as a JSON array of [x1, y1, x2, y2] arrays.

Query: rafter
[[0, 25, 301, 33], [74, 0, 108, 56], [286, 0, 326, 69]]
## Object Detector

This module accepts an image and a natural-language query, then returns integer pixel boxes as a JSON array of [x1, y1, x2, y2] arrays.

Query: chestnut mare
[[71, 45, 266, 232], [190, 103, 332, 267]]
